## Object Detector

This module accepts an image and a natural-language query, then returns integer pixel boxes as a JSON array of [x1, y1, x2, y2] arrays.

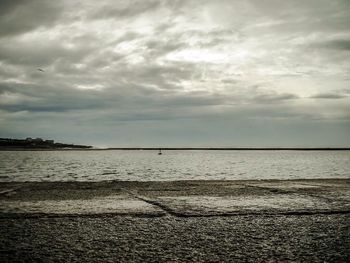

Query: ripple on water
[[0, 150, 349, 182]]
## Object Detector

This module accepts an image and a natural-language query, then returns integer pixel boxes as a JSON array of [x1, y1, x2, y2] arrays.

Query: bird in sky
[[37, 68, 45, 72]]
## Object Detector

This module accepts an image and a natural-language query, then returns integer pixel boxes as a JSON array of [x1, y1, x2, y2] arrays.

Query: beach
[[1, 179, 349, 262], [2, 0, 350, 261]]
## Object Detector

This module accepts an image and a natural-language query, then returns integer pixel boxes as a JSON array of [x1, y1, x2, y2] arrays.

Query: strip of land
[[0, 137, 92, 150], [1, 179, 349, 262]]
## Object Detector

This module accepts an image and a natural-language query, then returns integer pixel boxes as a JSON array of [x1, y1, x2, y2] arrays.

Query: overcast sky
[[0, 0, 349, 147]]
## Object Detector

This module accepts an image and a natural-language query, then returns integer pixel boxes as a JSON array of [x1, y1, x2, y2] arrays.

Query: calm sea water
[[0, 150, 349, 182]]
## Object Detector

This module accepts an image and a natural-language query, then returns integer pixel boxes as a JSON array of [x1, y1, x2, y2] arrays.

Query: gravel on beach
[[1, 214, 349, 263]]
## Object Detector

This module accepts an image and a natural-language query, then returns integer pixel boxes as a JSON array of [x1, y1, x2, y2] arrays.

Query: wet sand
[[1, 179, 350, 262]]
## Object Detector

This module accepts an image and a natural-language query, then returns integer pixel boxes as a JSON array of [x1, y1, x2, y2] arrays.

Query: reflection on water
[[0, 150, 349, 182]]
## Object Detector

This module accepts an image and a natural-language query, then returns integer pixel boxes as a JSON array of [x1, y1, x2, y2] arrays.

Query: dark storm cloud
[[0, 0, 64, 37]]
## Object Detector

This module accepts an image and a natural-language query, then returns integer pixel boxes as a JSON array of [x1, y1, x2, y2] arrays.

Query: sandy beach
[[1, 179, 349, 262]]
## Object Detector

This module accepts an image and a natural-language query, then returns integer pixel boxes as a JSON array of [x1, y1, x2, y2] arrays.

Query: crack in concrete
[[2, 181, 349, 219], [124, 190, 178, 216]]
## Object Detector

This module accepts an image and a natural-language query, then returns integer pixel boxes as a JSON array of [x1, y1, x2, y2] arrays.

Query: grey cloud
[[0, 33, 100, 68], [1, 0, 350, 146], [341, 89, 350, 94], [0, 82, 107, 112], [91, 0, 161, 20], [115, 31, 142, 43], [145, 39, 185, 57], [316, 39, 350, 51], [221, 79, 239, 84], [310, 93, 347, 99], [0, 0, 63, 37], [253, 93, 299, 103], [0, 78, 301, 122], [0, 81, 218, 116], [0, 0, 25, 13]]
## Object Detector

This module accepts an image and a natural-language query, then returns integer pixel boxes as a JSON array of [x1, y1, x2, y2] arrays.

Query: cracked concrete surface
[[1, 179, 349, 217], [1, 179, 349, 262], [0, 195, 165, 216]]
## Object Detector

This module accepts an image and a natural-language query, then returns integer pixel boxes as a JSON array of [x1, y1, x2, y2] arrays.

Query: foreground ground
[[1, 179, 349, 262]]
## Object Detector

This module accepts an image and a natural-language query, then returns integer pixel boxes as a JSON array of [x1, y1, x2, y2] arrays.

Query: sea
[[0, 150, 349, 182]]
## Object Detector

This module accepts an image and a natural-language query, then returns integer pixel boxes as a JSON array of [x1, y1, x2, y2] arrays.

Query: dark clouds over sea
[[0, 0, 349, 147]]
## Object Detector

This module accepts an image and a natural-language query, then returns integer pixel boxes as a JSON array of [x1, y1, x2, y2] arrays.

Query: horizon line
[[98, 147, 350, 151]]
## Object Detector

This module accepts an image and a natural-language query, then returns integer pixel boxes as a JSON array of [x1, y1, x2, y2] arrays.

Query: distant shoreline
[[0, 138, 92, 150], [105, 147, 350, 151], [1, 147, 350, 151]]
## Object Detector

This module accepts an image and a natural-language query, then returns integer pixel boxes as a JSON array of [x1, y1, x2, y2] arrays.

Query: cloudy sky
[[0, 0, 349, 147]]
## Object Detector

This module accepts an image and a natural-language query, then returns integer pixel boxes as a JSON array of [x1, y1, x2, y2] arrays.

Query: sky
[[0, 0, 349, 147]]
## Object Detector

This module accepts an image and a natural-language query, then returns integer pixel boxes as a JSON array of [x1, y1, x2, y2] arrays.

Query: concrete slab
[[155, 193, 345, 216], [315, 189, 350, 202], [0, 195, 165, 216], [1, 180, 349, 217], [1, 180, 349, 262], [246, 182, 321, 189]]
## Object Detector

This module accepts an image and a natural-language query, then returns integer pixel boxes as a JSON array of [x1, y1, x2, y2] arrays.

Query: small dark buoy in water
[[158, 148, 162, 155]]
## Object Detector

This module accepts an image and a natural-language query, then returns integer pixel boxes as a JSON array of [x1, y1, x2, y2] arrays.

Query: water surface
[[0, 150, 349, 182]]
